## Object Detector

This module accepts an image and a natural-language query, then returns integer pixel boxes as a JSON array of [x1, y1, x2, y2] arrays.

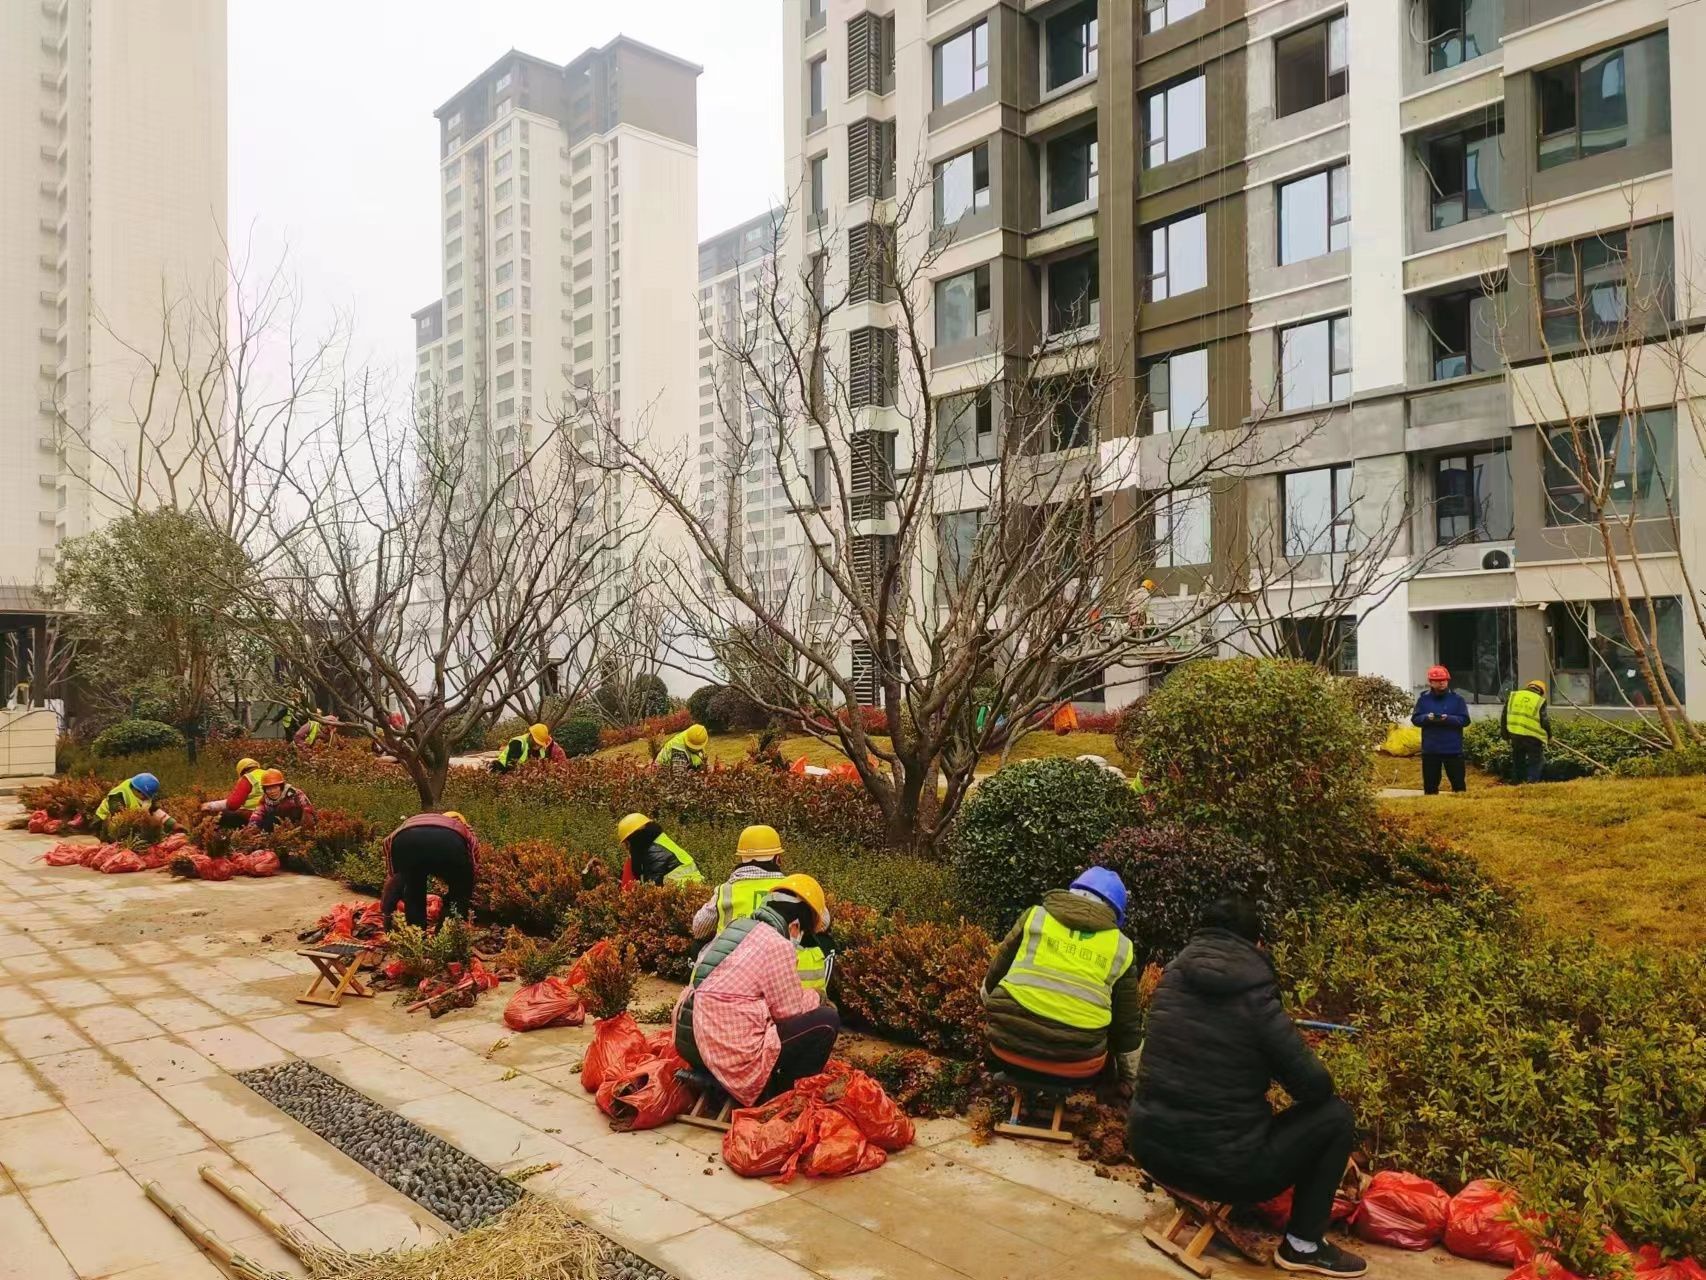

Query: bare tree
[[567, 182, 1309, 850]]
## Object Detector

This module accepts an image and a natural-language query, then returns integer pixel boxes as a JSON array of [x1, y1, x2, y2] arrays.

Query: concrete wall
[[0, 709, 57, 781]]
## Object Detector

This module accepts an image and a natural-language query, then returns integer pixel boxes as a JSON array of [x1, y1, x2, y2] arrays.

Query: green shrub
[[1112, 697, 1147, 768], [708, 685, 770, 731], [951, 758, 1142, 930], [1093, 824, 1276, 965], [1611, 740, 1706, 778], [1126, 658, 1373, 889], [1463, 717, 1663, 781], [687, 684, 726, 734], [337, 842, 388, 894], [1335, 674, 1412, 744], [557, 718, 602, 758], [1274, 890, 1706, 1262], [91, 718, 185, 758]]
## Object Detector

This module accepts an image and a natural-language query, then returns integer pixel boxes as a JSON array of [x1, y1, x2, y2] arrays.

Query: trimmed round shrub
[[557, 717, 603, 758], [1092, 823, 1276, 965], [1613, 741, 1706, 777], [708, 685, 770, 732], [1127, 658, 1373, 888], [951, 757, 1143, 930], [91, 718, 185, 758], [1464, 717, 1662, 780], [687, 684, 726, 734], [1336, 674, 1412, 745]]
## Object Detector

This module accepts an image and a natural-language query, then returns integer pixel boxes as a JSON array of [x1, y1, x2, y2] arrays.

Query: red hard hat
[[1427, 665, 1450, 681]]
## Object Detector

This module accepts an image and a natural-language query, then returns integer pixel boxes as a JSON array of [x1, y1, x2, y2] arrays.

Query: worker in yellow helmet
[[201, 756, 269, 827], [1500, 679, 1551, 784], [493, 722, 565, 772], [655, 722, 710, 772], [616, 812, 704, 888], [690, 825, 830, 991]]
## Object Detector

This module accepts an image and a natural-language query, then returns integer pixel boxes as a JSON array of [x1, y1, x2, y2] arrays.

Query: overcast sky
[[230, 0, 782, 385]]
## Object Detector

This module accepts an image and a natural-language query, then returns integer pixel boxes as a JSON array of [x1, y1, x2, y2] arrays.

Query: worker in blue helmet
[[980, 865, 1141, 1087], [94, 772, 177, 833]]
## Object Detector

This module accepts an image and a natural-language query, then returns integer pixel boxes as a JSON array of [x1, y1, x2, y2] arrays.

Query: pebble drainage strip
[[239, 1060, 675, 1280]]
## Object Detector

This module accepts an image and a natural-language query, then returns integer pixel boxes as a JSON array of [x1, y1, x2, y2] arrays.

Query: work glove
[[1115, 1047, 1143, 1088]]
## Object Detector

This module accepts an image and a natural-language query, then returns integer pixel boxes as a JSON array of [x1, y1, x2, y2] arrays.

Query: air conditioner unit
[[1481, 549, 1511, 571]]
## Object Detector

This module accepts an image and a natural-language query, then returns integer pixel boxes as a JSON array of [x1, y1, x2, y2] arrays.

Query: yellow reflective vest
[[1505, 688, 1548, 741], [998, 905, 1133, 1031], [238, 767, 267, 811], [96, 778, 148, 822], [713, 872, 827, 991], [655, 731, 706, 769]]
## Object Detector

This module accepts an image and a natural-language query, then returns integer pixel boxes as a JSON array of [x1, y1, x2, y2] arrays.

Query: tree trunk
[[406, 735, 453, 810]]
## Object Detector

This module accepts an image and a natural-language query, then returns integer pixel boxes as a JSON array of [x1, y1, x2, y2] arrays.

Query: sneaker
[[1275, 1239, 1368, 1277]]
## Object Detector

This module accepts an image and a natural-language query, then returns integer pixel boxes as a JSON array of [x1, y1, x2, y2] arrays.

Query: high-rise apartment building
[[783, 0, 1706, 718], [695, 209, 799, 604], [415, 40, 699, 549], [0, 0, 227, 600]]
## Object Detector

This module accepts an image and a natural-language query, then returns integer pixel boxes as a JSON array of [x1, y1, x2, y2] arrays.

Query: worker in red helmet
[[1410, 665, 1471, 795]]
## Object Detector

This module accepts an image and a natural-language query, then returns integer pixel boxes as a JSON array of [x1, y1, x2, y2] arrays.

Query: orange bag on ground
[[43, 842, 87, 866], [723, 1094, 813, 1178], [1507, 1255, 1581, 1280], [596, 1052, 694, 1131], [562, 940, 610, 988], [785, 1106, 886, 1182], [580, 1012, 650, 1092], [1638, 1246, 1706, 1280], [829, 1067, 915, 1151], [1254, 1186, 1357, 1231], [98, 849, 146, 874], [1352, 1170, 1451, 1250], [1444, 1181, 1536, 1265], [503, 978, 587, 1032]]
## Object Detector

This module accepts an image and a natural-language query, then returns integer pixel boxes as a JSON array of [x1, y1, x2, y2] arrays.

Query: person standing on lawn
[[379, 810, 478, 929], [1127, 896, 1365, 1278], [1410, 665, 1471, 794], [1501, 678, 1551, 784], [673, 874, 840, 1105]]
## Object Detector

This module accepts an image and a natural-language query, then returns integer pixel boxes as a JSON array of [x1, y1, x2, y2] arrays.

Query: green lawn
[[596, 729, 1128, 775]]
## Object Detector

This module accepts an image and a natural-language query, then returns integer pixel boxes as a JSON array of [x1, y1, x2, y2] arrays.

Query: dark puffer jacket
[[1127, 928, 1334, 1185], [982, 888, 1144, 1065]]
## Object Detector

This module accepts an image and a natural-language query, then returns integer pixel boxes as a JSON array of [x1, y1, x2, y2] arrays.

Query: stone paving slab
[[0, 808, 1505, 1280]]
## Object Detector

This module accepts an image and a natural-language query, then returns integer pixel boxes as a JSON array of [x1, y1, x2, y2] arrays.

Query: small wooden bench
[[675, 1067, 734, 1132], [1143, 1184, 1273, 1278], [296, 942, 378, 1008], [990, 1069, 1076, 1143]]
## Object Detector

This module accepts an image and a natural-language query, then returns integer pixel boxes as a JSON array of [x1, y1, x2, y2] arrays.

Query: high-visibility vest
[[715, 873, 784, 933], [655, 731, 706, 769], [795, 943, 829, 992], [96, 778, 148, 822], [1505, 688, 1548, 741], [302, 722, 322, 746], [498, 734, 544, 769], [238, 767, 267, 811], [654, 833, 704, 885], [998, 905, 1133, 1031]]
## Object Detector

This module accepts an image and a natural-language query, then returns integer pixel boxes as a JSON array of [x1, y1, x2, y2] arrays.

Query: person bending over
[[379, 810, 478, 929], [1127, 896, 1365, 1277]]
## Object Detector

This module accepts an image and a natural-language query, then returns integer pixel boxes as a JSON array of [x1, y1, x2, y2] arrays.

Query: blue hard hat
[[131, 773, 160, 798], [1070, 866, 1127, 926]]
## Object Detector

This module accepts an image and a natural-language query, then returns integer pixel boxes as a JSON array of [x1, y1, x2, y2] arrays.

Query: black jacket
[[1128, 928, 1334, 1184], [627, 823, 679, 884]]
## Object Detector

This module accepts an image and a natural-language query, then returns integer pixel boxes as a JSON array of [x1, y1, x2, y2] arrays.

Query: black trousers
[[1132, 1097, 1357, 1242], [1421, 753, 1466, 794], [379, 827, 475, 928], [759, 1003, 842, 1101], [1510, 736, 1545, 783]]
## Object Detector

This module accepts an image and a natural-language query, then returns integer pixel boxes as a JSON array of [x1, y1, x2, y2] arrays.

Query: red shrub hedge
[[475, 839, 591, 935], [560, 880, 710, 984], [599, 709, 690, 750], [831, 902, 992, 1060]]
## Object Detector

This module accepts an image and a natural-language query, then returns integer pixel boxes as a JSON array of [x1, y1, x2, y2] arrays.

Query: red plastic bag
[[158, 832, 190, 854], [427, 892, 443, 924], [41, 818, 62, 834], [562, 940, 610, 989], [240, 850, 281, 877], [1254, 1186, 1358, 1231], [596, 1051, 694, 1131], [43, 842, 88, 866], [99, 850, 146, 874], [1508, 1253, 1582, 1280], [784, 1105, 886, 1182], [581, 1012, 650, 1092], [1352, 1171, 1451, 1250], [724, 1094, 812, 1178], [503, 978, 587, 1032], [27, 809, 50, 833], [197, 855, 236, 882], [1637, 1246, 1706, 1280], [829, 1067, 914, 1152], [1445, 1181, 1536, 1265]]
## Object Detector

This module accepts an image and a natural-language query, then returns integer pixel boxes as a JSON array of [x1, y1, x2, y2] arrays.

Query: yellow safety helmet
[[529, 723, 552, 747], [1526, 680, 1547, 694], [235, 757, 261, 777], [616, 812, 653, 844], [769, 874, 829, 932], [443, 810, 467, 823], [684, 723, 709, 750], [736, 823, 783, 861]]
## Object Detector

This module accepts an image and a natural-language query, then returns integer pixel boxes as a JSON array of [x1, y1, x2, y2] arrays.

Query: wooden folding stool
[[296, 942, 378, 1008], [674, 1067, 734, 1132], [990, 1070, 1075, 1143], [1143, 1185, 1271, 1278]]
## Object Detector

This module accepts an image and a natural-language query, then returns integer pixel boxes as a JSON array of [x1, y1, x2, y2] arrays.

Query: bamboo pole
[[198, 1164, 315, 1262], [141, 1181, 287, 1280]]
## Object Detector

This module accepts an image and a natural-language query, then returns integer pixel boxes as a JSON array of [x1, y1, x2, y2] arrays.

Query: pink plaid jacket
[[672, 920, 821, 1105]]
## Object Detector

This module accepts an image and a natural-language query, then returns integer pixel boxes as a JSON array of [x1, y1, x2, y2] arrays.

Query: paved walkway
[[0, 811, 1492, 1280]]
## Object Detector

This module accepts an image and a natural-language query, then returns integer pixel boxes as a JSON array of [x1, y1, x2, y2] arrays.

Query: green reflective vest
[[1505, 688, 1548, 741], [998, 905, 1133, 1031], [713, 874, 824, 990], [96, 778, 147, 822], [655, 731, 706, 769], [653, 833, 705, 885], [497, 734, 545, 770], [239, 767, 267, 811], [302, 722, 322, 746]]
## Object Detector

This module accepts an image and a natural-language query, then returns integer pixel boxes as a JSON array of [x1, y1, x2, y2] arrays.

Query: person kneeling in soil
[[95, 772, 176, 834], [201, 757, 269, 827], [982, 867, 1144, 1088], [248, 769, 314, 834], [379, 810, 478, 930], [615, 811, 704, 887], [673, 875, 839, 1106], [1127, 896, 1365, 1278]]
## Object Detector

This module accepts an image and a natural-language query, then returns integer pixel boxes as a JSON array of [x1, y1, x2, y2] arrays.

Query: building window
[[1543, 409, 1676, 526], [1046, 251, 1100, 334], [1423, 287, 1501, 380], [495, 178, 512, 201], [1148, 348, 1210, 433], [1156, 487, 1212, 567], [937, 510, 984, 595], [1143, 0, 1205, 32], [938, 389, 996, 465], [1435, 447, 1513, 544], [1145, 211, 1208, 301], [495, 207, 513, 230], [495, 370, 514, 392], [936, 264, 992, 345], [495, 288, 513, 310], [446, 340, 463, 360], [496, 342, 515, 364], [1536, 223, 1673, 347], [811, 446, 831, 505], [1536, 33, 1669, 170], [494, 122, 511, 147], [1047, 380, 1095, 451], [1278, 615, 1358, 673], [809, 154, 828, 222], [1046, 124, 1098, 212], [1425, 123, 1502, 228], [496, 316, 513, 338], [495, 232, 513, 256], [1427, 0, 1500, 71], [1143, 74, 1207, 169], [445, 263, 461, 285], [1279, 314, 1352, 409], [444, 211, 462, 233], [934, 143, 991, 226], [447, 314, 462, 334], [1435, 608, 1515, 704], [445, 236, 462, 260], [934, 20, 989, 107], [1044, 1, 1099, 91], [494, 261, 513, 284], [1283, 464, 1355, 556], [1548, 597, 1685, 706], [446, 288, 463, 309], [494, 152, 512, 176], [1278, 164, 1350, 264], [808, 55, 827, 117], [1275, 14, 1349, 117]]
